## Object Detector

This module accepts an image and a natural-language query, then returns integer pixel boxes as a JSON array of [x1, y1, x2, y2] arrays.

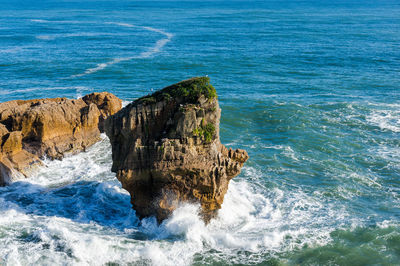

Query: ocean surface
[[1, 0, 400, 265]]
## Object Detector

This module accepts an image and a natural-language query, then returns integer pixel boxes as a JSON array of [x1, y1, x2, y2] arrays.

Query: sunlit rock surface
[[105, 77, 248, 222], [0, 92, 122, 185]]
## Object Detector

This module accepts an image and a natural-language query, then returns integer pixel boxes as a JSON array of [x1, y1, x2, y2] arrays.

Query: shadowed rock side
[[0, 92, 122, 186], [105, 77, 249, 222]]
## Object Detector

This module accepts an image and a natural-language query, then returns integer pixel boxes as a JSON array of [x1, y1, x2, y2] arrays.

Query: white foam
[[70, 22, 172, 78], [128, 173, 342, 264], [28, 134, 113, 186], [71, 62, 110, 78], [30, 19, 173, 78], [0, 47, 24, 53], [366, 104, 400, 133], [30, 19, 90, 24], [30, 19, 48, 23], [348, 172, 382, 188], [36, 32, 124, 41], [283, 145, 299, 161], [122, 100, 131, 107], [142, 26, 174, 39], [36, 35, 53, 40], [377, 220, 400, 229], [106, 22, 135, 28], [0, 135, 349, 265]]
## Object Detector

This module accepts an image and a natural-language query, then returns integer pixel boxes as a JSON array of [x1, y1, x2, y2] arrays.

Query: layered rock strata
[[105, 77, 249, 222], [0, 92, 122, 186]]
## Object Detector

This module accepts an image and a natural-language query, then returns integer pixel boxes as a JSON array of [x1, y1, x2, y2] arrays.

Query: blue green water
[[1, 1, 399, 265]]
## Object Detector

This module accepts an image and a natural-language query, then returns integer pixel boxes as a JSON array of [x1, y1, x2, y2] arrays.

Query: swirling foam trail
[[30, 19, 173, 78], [70, 22, 173, 78]]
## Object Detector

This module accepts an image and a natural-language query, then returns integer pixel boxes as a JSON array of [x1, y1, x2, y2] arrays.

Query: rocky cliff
[[105, 77, 249, 222], [0, 92, 122, 186]]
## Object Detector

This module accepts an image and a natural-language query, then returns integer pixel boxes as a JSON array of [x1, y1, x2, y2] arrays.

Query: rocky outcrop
[[105, 77, 249, 222], [0, 92, 122, 186], [82, 92, 123, 132]]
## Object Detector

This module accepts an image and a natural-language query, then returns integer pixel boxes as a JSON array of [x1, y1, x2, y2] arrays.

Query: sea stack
[[0, 92, 122, 186], [105, 77, 249, 222]]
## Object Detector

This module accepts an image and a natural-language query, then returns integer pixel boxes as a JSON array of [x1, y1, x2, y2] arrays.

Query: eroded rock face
[[105, 77, 249, 222], [83, 92, 123, 132], [0, 92, 122, 186]]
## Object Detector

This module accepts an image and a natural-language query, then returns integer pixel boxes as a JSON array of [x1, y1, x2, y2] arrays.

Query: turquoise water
[[1, 0, 400, 265]]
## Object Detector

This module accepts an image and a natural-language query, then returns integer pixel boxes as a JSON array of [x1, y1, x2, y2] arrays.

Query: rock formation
[[82, 92, 123, 132], [0, 92, 122, 186], [105, 77, 249, 222]]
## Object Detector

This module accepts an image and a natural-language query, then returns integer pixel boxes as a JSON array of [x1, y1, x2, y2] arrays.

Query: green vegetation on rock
[[203, 124, 215, 142], [140, 97, 156, 104], [193, 122, 215, 143], [138, 77, 217, 104]]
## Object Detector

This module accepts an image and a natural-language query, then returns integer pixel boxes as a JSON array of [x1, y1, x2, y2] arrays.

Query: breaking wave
[[0, 134, 353, 265]]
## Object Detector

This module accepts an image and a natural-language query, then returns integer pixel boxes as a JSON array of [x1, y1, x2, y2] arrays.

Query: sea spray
[[0, 134, 350, 265], [1, 1, 400, 264]]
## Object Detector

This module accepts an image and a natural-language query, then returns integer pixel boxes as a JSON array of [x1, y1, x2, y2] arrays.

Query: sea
[[0, 0, 399, 265]]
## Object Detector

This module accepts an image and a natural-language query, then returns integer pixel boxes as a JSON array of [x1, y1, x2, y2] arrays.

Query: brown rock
[[0, 157, 16, 186], [2, 131, 23, 154], [0, 92, 122, 185], [0, 123, 9, 147], [105, 77, 249, 222], [0, 124, 41, 186], [82, 92, 122, 132]]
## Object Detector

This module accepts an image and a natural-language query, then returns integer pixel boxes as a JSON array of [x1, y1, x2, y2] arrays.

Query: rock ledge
[[0, 92, 122, 185]]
